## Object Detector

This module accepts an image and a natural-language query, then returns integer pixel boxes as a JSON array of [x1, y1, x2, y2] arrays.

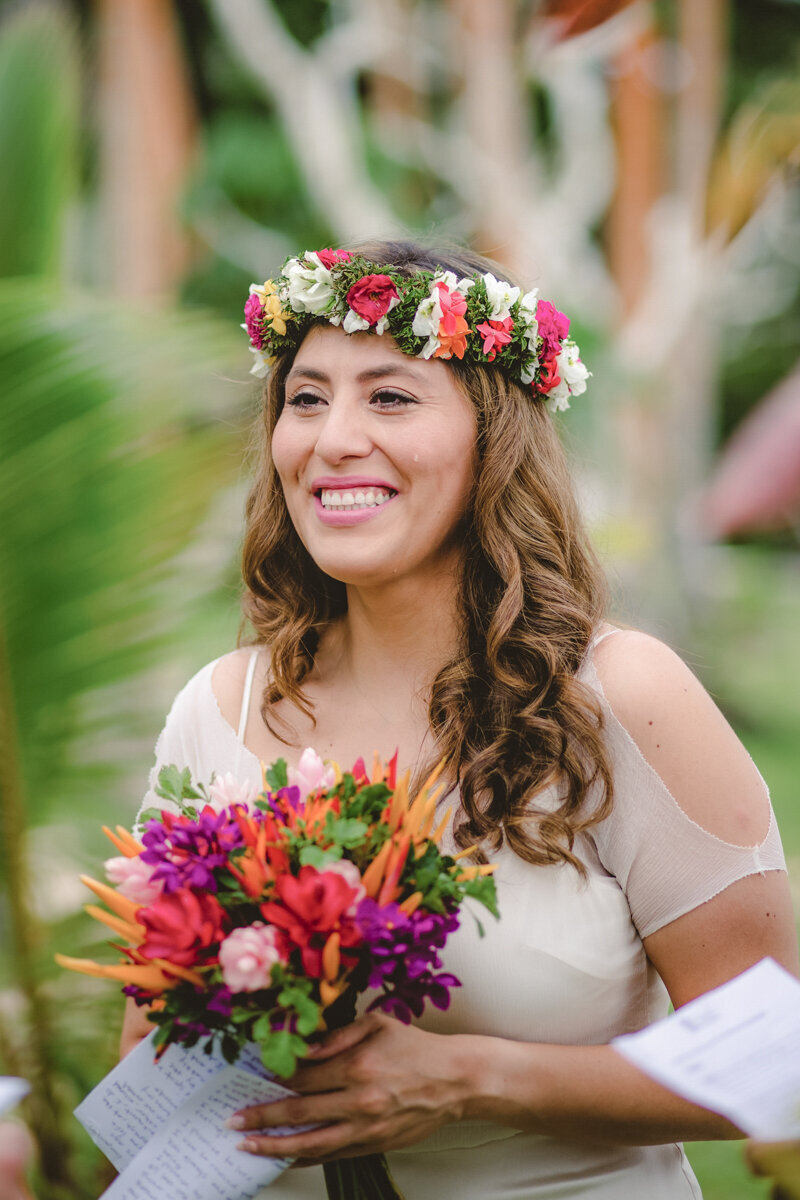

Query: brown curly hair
[[241, 239, 613, 871]]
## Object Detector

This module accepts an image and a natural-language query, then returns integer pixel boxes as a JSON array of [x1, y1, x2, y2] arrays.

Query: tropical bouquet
[[57, 749, 498, 1200]]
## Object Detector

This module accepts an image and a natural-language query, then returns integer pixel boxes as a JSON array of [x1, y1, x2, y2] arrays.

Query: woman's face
[[272, 324, 478, 591]]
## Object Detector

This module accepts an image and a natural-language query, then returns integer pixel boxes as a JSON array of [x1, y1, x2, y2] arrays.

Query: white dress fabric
[[136, 636, 787, 1199]]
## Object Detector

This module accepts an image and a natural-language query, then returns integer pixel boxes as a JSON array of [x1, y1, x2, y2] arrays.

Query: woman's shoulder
[[587, 627, 770, 847]]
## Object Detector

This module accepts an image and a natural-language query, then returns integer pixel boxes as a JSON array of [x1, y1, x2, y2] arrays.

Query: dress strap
[[590, 626, 622, 650], [237, 649, 260, 743]]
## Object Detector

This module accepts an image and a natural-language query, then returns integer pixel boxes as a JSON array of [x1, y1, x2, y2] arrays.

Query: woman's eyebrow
[[286, 363, 429, 385]]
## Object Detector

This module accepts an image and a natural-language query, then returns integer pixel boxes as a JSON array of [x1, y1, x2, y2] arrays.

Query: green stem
[[0, 617, 75, 1191]]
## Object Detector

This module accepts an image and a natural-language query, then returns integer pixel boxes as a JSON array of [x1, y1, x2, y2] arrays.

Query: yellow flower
[[252, 280, 290, 338]]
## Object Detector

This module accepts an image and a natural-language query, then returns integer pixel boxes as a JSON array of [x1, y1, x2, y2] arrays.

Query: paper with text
[[612, 957, 800, 1139], [75, 1033, 299, 1198]]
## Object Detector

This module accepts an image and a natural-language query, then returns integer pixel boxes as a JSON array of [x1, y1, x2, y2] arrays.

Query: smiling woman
[[125, 239, 797, 1200]]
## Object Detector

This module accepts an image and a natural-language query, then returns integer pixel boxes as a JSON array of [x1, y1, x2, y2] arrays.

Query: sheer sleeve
[[582, 640, 787, 939], [134, 658, 223, 832]]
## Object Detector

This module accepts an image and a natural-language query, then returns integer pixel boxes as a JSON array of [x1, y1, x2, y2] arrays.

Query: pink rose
[[219, 922, 284, 992], [346, 275, 399, 326], [105, 856, 163, 905], [207, 772, 259, 814], [287, 748, 336, 797], [244, 292, 264, 348], [316, 248, 353, 269]]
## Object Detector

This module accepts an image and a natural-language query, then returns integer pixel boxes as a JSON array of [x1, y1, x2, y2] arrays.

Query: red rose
[[316, 248, 352, 269], [346, 275, 399, 326], [139, 890, 228, 966], [259, 866, 362, 977]]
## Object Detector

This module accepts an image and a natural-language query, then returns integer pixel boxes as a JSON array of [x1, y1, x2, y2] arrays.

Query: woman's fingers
[[304, 1011, 386, 1063]]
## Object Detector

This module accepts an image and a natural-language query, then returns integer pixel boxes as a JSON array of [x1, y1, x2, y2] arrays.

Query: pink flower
[[346, 275, 399, 326], [219, 923, 285, 992], [243, 292, 264, 349], [315, 248, 353, 269], [207, 772, 259, 814], [535, 299, 569, 361], [476, 317, 514, 361], [139, 890, 228, 966], [287, 748, 336, 797], [104, 855, 163, 904]]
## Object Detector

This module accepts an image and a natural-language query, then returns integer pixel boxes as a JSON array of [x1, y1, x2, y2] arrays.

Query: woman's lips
[[312, 485, 397, 526]]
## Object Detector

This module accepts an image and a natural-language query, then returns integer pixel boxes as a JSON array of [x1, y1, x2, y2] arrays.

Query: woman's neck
[[321, 570, 462, 701]]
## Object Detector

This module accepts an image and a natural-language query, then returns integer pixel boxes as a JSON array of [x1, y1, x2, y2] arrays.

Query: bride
[[124, 240, 798, 1198]]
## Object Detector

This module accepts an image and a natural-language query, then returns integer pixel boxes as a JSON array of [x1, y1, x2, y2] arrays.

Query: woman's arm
[[228, 633, 799, 1161]]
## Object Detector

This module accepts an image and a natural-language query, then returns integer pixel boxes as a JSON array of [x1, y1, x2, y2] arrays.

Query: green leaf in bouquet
[[344, 782, 392, 821], [136, 807, 163, 825], [324, 814, 369, 847], [299, 843, 343, 869], [464, 875, 500, 919], [252, 1014, 274, 1043], [221, 1034, 241, 1064], [278, 984, 320, 1037], [260, 1029, 306, 1078], [156, 765, 202, 812], [265, 758, 289, 790]]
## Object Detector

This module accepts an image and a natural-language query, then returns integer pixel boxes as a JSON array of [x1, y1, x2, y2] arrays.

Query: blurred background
[[0, 0, 797, 1195]]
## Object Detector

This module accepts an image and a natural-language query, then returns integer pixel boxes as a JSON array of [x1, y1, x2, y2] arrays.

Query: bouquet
[[57, 749, 498, 1200]]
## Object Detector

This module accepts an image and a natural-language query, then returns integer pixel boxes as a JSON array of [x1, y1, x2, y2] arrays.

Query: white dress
[[137, 636, 787, 1199]]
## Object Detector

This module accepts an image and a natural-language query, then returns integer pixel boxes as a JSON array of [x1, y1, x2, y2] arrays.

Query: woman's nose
[[313, 397, 372, 464]]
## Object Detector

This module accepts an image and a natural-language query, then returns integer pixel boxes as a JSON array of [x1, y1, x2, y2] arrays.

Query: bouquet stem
[[321, 991, 406, 1200], [323, 1154, 405, 1200]]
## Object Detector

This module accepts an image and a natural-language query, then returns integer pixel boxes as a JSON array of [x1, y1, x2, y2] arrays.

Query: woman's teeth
[[319, 488, 394, 511]]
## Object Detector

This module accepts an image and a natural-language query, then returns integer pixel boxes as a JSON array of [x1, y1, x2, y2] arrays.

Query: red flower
[[259, 866, 362, 977], [138, 890, 228, 967], [346, 275, 399, 326], [316, 248, 353, 269], [535, 357, 562, 396], [476, 317, 514, 361]]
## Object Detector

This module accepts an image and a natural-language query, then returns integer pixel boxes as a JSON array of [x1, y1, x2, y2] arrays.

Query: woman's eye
[[286, 391, 325, 411], [370, 390, 417, 409]]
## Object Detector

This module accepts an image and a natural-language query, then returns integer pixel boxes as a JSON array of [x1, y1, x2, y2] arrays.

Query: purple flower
[[354, 898, 461, 1022], [140, 810, 244, 894], [207, 985, 234, 1017]]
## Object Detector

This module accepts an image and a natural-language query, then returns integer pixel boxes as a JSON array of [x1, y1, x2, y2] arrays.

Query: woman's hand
[[227, 1012, 473, 1165]]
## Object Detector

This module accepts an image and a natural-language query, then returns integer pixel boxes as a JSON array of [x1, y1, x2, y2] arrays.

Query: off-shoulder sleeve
[[582, 653, 787, 939]]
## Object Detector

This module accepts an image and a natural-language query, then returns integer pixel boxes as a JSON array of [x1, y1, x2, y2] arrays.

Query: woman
[[125, 240, 797, 1198]]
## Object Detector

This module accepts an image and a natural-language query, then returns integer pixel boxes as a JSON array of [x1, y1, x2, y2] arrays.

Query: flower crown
[[243, 248, 589, 412]]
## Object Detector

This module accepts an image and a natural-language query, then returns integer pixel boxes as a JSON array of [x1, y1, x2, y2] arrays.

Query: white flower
[[287, 747, 337, 797], [411, 286, 443, 358], [544, 341, 589, 413], [283, 252, 335, 315], [343, 307, 371, 333], [208, 771, 260, 813], [517, 288, 540, 353], [249, 347, 272, 378], [482, 272, 520, 322]]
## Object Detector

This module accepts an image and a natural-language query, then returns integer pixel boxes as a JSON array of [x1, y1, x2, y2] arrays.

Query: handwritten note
[[0, 1077, 30, 1116], [75, 1033, 299, 1199], [612, 958, 800, 1139]]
